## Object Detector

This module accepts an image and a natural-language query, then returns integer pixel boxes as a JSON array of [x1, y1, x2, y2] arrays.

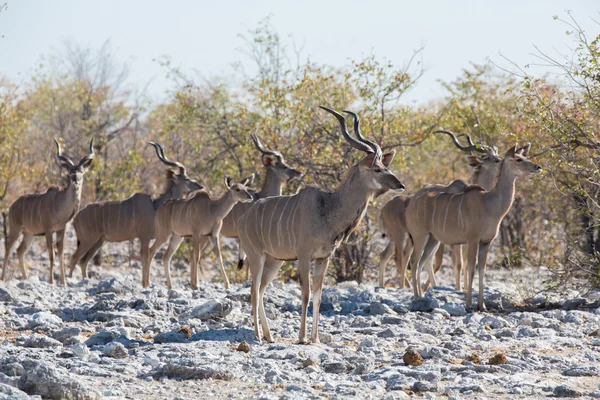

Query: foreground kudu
[[68, 142, 203, 286], [149, 176, 254, 289], [214, 134, 302, 277], [406, 144, 541, 310], [239, 106, 405, 344], [378, 131, 502, 290], [2, 139, 94, 284]]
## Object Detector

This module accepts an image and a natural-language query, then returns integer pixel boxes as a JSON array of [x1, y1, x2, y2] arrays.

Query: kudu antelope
[[148, 175, 255, 290], [67, 142, 203, 287], [213, 134, 302, 278], [378, 131, 502, 291], [239, 106, 404, 344], [2, 139, 94, 285], [406, 144, 541, 310]]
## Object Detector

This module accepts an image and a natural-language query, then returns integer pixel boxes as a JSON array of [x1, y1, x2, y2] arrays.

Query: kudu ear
[[359, 152, 377, 167], [504, 144, 518, 158], [240, 173, 255, 187], [79, 158, 93, 171], [381, 150, 396, 167], [466, 155, 483, 167], [517, 143, 531, 157], [262, 154, 277, 167], [225, 175, 234, 188], [166, 169, 176, 180]]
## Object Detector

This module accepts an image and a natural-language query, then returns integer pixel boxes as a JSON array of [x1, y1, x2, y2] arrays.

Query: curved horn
[[147, 141, 187, 176], [343, 110, 382, 158], [53, 138, 75, 169], [251, 134, 283, 160], [77, 137, 95, 167], [435, 130, 485, 153], [319, 106, 373, 154]]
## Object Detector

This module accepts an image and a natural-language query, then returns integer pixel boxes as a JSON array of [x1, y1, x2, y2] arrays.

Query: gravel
[[0, 236, 599, 399]]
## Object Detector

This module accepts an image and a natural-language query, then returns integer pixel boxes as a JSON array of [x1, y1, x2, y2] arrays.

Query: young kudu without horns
[[406, 144, 541, 310], [239, 106, 405, 344], [148, 175, 255, 289], [2, 139, 94, 285], [213, 134, 302, 278], [378, 131, 502, 291], [68, 142, 203, 287]]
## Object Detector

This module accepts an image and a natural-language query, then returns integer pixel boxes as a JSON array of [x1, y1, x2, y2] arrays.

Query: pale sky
[[0, 0, 598, 104]]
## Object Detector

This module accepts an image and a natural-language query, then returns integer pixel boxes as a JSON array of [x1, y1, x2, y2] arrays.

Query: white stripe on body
[[276, 197, 292, 250], [443, 194, 456, 235], [259, 203, 268, 253], [290, 195, 301, 248], [457, 193, 465, 229], [266, 197, 280, 255]]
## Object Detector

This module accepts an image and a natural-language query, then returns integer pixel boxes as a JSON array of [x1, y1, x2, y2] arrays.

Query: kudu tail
[[237, 248, 247, 270]]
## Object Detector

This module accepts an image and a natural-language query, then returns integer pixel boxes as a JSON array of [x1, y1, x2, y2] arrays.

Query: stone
[[0, 382, 29, 400], [489, 352, 507, 365], [28, 312, 62, 329], [382, 316, 403, 325], [23, 333, 62, 348], [410, 297, 441, 312], [463, 353, 482, 364], [562, 366, 599, 377], [103, 342, 129, 358], [368, 302, 395, 315], [404, 349, 424, 366], [413, 381, 437, 392], [71, 343, 90, 359], [236, 341, 251, 353], [322, 361, 349, 374], [51, 327, 82, 343], [157, 361, 233, 381], [85, 330, 121, 346], [441, 302, 467, 316], [153, 332, 188, 344], [188, 299, 233, 320], [554, 385, 582, 398], [562, 298, 587, 310], [377, 328, 396, 338], [95, 277, 135, 295], [0, 288, 14, 303], [177, 326, 192, 338], [24, 361, 98, 399]]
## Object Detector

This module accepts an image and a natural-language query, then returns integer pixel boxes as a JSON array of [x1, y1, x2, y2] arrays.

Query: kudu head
[[147, 142, 204, 197], [54, 138, 95, 189], [319, 106, 405, 194], [225, 174, 255, 203], [251, 134, 303, 183], [504, 143, 542, 177], [436, 130, 502, 177]]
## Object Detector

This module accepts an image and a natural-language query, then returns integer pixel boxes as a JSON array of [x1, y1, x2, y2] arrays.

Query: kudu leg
[[396, 237, 412, 289], [162, 235, 183, 290], [139, 238, 151, 287], [209, 236, 230, 289], [454, 244, 464, 291], [45, 232, 55, 284], [378, 241, 394, 287], [190, 235, 209, 290], [248, 254, 265, 342], [79, 240, 105, 279], [16, 232, 33, 280], [257, 256, 283, 343], [423, 244, 445, 291], [297, 256, 311, 344], [420, 236, 441, 292], [477, 242, 491, 311], [68, 239, 94, 279], [56, 229, 66, 285], [2, 229, 21, 281], [465, 240, 479, 310], [409, 235, 429, 298], [311, 257, 330, 344], [147, 235, 169, 287], [197, 239, 212, 277]]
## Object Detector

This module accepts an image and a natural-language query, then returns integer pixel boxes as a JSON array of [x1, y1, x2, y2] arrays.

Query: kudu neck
[[212, 190, 239, 219], [154, 180, 181, 209], [259, 168, 284, 197], [485, 161, 516, 218], [472, 167, 497, 191], [329, 168, 374, 228]]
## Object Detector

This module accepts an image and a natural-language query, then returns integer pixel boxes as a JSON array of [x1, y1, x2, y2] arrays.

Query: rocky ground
[[1, 235, 600, 400]]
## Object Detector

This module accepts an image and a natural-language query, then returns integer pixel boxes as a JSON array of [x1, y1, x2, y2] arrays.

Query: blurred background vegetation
[[0, 14, 598, 290]]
